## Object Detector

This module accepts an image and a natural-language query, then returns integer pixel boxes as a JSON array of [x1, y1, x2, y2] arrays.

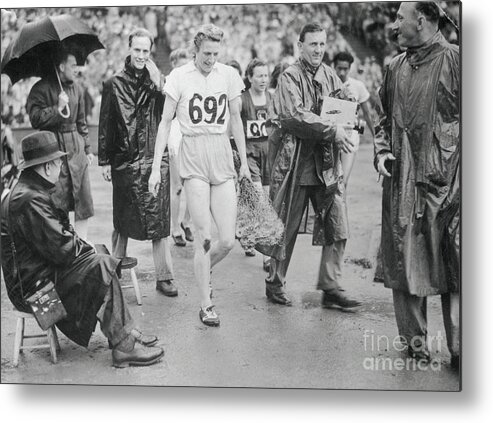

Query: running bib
[[188, 93, 228, 125], [246, 119, 267, 139]]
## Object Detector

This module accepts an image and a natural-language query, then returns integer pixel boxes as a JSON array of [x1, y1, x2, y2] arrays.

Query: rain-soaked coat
[[98, 57, 169, 241], [27, 77, 94, 220], [374, 32, 460, 296], [1, 169, 119, 347], [263, 59, 348, 260]]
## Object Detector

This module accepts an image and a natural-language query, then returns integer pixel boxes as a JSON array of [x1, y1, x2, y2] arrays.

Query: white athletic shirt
[[164, 60, 245, 136]]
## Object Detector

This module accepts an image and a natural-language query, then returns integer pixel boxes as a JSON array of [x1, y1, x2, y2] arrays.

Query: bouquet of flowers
[[236, 177, 284, 251], [232, 150, 284, 251]]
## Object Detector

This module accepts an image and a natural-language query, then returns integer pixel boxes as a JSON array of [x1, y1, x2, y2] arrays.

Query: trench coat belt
[[59, 123, 77, 133]]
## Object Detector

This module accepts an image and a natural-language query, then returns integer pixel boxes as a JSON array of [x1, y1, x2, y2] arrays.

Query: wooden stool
[[13, 310, 60, 367], [95, 244, 142, 306], [120, 257, 142, 306]]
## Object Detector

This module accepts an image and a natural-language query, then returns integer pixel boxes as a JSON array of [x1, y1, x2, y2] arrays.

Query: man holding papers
[[264, 22, 361, 310]]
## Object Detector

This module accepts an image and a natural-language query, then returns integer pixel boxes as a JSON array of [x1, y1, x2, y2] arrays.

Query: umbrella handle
[[59, 100, 70, 119]]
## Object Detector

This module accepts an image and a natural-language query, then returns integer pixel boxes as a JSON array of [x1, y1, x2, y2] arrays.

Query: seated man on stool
[[1, 131, 164, 368]]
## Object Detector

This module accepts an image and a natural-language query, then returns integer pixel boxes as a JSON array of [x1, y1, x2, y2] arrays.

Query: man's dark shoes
[[172, 234, 186, 247], [321, 290, 361, 311], [112, 344, 164, 368], [266, 289, 292, 306], [181, 222, 194, 242], [244, 247, 256, 257], [156, 280, 178, 297], [120, 256, 138, 269]]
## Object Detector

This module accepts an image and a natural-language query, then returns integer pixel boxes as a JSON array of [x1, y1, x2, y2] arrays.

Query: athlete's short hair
[[245, 58, 267, 79], [193, 24, 224, 51], [129, 27, 154, 49], [299, 22, 325, 42]]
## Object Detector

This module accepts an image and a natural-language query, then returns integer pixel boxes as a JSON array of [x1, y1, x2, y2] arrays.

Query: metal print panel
[[0, 1, 461, 391]]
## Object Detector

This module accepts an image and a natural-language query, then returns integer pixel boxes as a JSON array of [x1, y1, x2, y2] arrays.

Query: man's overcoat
[[27, 77, 94, 220], [263, 60, 349, 259], [98, 58, 169, 240], [374, 32, 460, 296], [1, 170, 119, 347]]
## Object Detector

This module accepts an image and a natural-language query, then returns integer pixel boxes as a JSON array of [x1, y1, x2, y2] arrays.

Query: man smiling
[[264, 23, 361, 310], [99, 28, 177, 298], [375, 2, 460, 368]]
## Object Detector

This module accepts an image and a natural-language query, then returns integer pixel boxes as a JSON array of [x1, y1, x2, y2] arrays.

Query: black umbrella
[[1, 14, 105, 85]]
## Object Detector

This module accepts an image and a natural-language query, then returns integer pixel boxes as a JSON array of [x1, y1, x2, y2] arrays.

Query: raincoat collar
[[300, 58, 320, 77], [405, 31, 447, 66], [123, 56, 150, 80], [19, 168, 56, 190]]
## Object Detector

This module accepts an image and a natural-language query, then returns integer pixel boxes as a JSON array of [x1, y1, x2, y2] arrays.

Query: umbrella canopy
[[1, 14, 104, 85]]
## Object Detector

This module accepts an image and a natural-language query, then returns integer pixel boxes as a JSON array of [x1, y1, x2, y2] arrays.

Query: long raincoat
[[263, 60, 349, 260], [1, 169, 119, 347], [374, 32, 460, 296], [98, 57, 169, 241], [27, 77, 94, 220]]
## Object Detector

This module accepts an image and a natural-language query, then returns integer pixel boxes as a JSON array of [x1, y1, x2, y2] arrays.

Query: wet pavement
[[1, 144, 460, 390]]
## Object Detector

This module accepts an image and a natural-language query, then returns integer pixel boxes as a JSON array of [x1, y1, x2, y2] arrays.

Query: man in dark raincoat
[[26, 49, 94, 241], [374, 2, 460, 368], [98, 28, 177, 297], [1, 131, 164, 368], [264, 23, 361, 309]]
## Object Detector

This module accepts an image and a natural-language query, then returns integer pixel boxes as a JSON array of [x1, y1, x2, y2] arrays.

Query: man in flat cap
[[1, 131, 164, 368]]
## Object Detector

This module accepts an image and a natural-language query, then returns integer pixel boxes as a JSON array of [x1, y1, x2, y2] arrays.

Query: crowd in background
[[1, 3, 460, 128]]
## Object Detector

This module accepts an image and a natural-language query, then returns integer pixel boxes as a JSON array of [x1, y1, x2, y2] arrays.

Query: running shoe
[[199, 305, 220, 327]]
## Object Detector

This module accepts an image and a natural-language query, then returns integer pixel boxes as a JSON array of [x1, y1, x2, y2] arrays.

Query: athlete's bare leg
[[170, 155, 183, 237], [183, 178, 213, 309], [210, 178, 237, 268]]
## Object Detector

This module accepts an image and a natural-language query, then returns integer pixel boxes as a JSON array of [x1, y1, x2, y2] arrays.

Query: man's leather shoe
[[321, 290, 361, 311], [131, 329, 158, 347], [172, 234, 186, 247], [120, 256, 138, 269], [181, 222, 194, 242], [156, 280, 178, 297], [266, 289, 292, 306], [244, 248, 256, 257], [112, 344, 164, 368]]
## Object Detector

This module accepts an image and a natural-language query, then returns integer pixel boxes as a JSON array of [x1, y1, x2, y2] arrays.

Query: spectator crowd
[[2, 3, 459, 128]]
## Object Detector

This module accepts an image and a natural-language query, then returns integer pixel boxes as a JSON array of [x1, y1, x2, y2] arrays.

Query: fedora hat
[[18, 131, 67, 170]]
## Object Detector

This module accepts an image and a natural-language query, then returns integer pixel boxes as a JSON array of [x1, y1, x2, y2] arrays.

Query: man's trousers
[[392, 289, 460, 357], [266, 184, 346, 293], [112, 230, 174, 282]]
